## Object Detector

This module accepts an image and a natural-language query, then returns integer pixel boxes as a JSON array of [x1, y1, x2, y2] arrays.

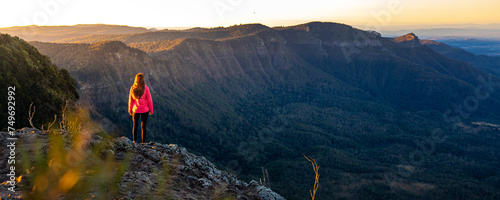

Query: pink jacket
[[129, 85, 153, 114]]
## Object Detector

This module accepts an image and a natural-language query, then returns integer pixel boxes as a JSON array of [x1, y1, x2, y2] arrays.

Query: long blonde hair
[[132, 73, 145, 100]]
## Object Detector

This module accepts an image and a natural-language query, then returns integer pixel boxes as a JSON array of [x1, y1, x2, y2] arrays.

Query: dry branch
[[304, 154, 320, 200]]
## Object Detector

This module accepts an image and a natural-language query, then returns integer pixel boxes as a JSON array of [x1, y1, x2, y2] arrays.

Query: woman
[[128, 73, 153, 143]]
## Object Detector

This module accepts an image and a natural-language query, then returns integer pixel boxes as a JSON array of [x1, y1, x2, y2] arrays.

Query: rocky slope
[[0, 128, 285, 200]]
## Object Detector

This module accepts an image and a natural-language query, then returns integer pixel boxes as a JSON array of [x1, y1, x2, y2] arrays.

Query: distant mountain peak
[[276, 21, 384, 43], [281, 21, 353, 32], [90, 40, 129, 51], [406, 32, 417, 37], [396, 33, 418, 41], [392, 33, 421, 47], [225, 23, 272, 37], [231, 23, 269, 29]]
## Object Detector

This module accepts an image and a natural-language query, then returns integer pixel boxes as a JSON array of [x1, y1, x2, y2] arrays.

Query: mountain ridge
[[0, 24, 150, 43], [421, 38, 500, 77]]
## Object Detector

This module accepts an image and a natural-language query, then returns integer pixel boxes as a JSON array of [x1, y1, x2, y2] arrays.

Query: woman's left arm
[[147, 87, 153, 115]]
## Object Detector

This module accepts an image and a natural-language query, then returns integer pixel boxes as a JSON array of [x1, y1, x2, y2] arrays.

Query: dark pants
[[132, 112, 149, 143]]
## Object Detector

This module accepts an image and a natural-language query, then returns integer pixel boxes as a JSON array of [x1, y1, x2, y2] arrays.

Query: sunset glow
[[1, 0, 499, 29]]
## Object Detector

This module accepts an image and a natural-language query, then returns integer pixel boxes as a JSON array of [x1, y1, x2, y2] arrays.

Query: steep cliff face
[[278, 23, 500, 112], [0, 128, 285, 200]]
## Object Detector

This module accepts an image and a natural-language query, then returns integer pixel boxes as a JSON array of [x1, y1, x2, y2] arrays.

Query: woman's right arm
[[147, 87, 153, 115]]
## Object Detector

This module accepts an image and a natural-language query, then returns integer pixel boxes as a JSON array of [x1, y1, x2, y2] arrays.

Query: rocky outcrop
[[0, 128, 285, 200], [392, 33, 421, 47]]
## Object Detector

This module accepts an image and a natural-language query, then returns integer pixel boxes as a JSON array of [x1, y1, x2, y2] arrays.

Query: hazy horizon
[[2, 0, 499, 30], [2, 21, 500, 32]]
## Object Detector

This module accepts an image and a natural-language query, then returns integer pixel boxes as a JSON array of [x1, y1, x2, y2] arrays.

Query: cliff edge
[[0, 128, 285, 200]]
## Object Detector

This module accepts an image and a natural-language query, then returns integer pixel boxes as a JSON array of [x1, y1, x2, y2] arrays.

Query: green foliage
[[0, 34, 79, 129]]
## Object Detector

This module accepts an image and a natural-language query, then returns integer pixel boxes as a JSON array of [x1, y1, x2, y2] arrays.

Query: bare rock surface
[[0, 128, 285, 200]]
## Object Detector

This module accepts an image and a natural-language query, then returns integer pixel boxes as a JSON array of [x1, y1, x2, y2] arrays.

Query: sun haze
[[0, 0, 498, 29]]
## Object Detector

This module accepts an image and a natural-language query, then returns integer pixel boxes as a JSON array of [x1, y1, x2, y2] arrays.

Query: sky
[[0, 0, 499, 29]]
